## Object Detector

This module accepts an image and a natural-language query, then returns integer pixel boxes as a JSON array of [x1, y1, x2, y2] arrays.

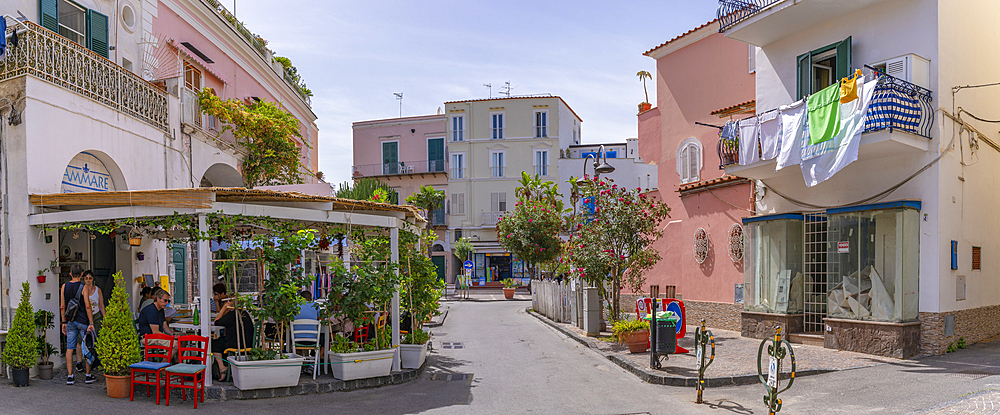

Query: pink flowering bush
[[496, 199, 563, 277]]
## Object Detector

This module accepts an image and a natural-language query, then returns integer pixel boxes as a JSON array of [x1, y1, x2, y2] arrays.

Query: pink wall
[[639, 32, 755, 303], [352, 115, 446, 170], [155, 3, 319, 179]]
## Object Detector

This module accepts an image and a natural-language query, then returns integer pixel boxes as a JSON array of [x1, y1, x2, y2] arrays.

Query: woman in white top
[[82, 271, 106, 333]]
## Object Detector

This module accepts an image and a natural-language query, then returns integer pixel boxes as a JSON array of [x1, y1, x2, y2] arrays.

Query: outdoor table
[[171, 323, 222, 338]]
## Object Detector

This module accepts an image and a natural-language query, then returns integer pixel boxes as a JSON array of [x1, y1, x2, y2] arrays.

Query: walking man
[[60, 264, 96, 385]]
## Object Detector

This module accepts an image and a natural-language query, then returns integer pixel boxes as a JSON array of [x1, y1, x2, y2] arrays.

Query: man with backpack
[[60, 264, 95, 385]]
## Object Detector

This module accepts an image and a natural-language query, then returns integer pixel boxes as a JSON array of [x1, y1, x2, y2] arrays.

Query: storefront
[[741, 201, 921, 358], [471, 252, 529, 285]]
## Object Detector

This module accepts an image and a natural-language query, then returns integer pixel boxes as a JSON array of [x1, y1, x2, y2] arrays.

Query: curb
[[526, 308, 833, 387], [425, 306, 450, 328], [206, 364, 425, 401]]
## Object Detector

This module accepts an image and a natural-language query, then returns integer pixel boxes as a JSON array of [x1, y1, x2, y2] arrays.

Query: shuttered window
[[491, 192, 507, 212], [450, 193, 465, 215], [796, 37, 851, 100], [86, 9, 109, 58], [676, 138, 702, 185], [40, 0, 110, 59], [973, 246, 982, 271]]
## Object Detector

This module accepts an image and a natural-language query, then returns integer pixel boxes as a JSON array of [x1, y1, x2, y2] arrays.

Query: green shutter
[[39, 0, 58, 32], [86, 9, 109, 58], [796, 51, 811, 100], [382, 141, 398, 174], [427, 138, 444, 172], [835, 36, 852, 81], [172, 244, 187, 304]]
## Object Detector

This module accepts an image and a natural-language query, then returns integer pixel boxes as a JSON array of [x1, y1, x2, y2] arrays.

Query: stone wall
[[685, 300, 742, 331], [919, 304, 1000, 355], [824, 318, 920, 359], [741, 312, 803, 339]]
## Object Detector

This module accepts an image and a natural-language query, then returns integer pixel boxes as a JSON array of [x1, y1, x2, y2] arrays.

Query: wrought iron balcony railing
[[352, 159, 447, 177], [718, 71, 933, 168], [718, 0, 781, 33], [0, 21, 169, 131]]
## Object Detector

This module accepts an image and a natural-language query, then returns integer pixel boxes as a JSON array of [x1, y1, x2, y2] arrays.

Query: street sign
[[463, 260, 474, 270], [767, 356, 778, 388]]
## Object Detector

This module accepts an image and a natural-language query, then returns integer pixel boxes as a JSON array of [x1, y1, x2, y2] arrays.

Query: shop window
[[743, 214, 804, 314], [826, 202, 919, 322]]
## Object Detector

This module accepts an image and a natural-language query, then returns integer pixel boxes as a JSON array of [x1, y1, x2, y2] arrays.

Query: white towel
[[775, 100, 806, 171], [758, 110, 781, 160], [800, 76, 877, 187], [738, 117, 760, 166]]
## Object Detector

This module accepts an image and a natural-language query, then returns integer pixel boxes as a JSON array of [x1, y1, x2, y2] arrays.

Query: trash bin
[[651, 319, 677, 354]]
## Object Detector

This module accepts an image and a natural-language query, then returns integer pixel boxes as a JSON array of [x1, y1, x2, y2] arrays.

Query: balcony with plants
[[0, 20, 168, 131], [719, 68, 934, 179], [717, 0, 890, 46]]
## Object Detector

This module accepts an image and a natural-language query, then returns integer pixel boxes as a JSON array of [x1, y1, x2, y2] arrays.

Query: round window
[[693, 228, 709, 264], [121, 3, 136, 32], [728, 224, 744, 263]]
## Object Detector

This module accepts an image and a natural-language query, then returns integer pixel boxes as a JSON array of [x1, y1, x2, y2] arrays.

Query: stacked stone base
[[617, 294, 741, 331], [919, 304, 1000, 355], [741, 311, 803, 339], [824, 318, 920, 359]]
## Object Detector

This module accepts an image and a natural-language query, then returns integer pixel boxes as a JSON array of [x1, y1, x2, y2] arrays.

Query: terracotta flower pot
[[36, 275, 46, 283], [503, 288, 516, 299], [625, 330, 650, 353], [105, 374, 130, 398], [638, 102, 652, 112]]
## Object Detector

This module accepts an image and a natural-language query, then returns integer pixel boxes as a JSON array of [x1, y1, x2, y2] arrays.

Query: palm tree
[[405, 185, 446, 230], [637, 70, 652, 104]]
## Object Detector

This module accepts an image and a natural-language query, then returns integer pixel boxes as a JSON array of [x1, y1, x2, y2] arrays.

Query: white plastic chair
[[290, 318, 322, 380]]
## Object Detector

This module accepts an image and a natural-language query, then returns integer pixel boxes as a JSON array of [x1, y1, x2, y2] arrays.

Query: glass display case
[[743, 214, 804, 314], [826, 203, 919, 322]]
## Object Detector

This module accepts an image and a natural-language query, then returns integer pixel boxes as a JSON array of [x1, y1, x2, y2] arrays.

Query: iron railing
[[180, 86, 202, 129], [352, 159, 447, 177], [481, 212, 505, 226], [718, 0, 782, 33], [718, 70, 934, 168], [0, 21, 169, 131]]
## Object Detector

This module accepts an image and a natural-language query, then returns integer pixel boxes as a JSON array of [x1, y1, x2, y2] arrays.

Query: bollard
[[756, 326, 796, 415], [695, 319, 715, 404]]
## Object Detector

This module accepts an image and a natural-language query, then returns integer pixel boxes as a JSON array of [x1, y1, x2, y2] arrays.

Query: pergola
[[29, 187, 425, 386]]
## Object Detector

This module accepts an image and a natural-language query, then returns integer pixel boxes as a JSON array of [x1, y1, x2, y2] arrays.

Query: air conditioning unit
[[872, 54, 930, 89]]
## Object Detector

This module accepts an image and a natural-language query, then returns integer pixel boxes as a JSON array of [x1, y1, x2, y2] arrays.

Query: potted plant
[[612, 318, 650, 353], [398, 233, 442, 369], [324, 260, 400, 381], [33, 310, 56, 380], [3, 283, 37, 386], [36, 268, 48, 284], [637, 70, 653, 112], [502, 278, 517, 299], [399, 329, 430, 370], [227, 230, 312, 390], [95, 271, 142, 398]]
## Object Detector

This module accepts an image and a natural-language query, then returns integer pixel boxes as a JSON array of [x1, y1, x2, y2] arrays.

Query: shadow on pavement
[[703, 398, 757, 414]]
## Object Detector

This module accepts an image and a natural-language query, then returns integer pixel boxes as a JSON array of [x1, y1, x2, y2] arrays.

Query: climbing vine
[[197, 88, 308, 187]]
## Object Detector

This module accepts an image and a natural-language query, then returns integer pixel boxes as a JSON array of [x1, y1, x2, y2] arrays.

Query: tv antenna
[[393, 92, 403, 117], [498, 81, 514, 98], [484, 83, 492, 98]]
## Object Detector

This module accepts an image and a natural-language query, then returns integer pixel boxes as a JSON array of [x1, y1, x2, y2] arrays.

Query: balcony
[[180, 86, 202, 129], [0, 21, 169, 131], [481, 211, 505, 226], [718, 0, 889, 46], [352, 159, 447, 178], [719, 72, 933, 179]]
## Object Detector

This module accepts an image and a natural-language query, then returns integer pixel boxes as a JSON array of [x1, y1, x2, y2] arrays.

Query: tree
[[197, 89, 308, 187], [2, 283, 37, 370], [565, 178, 670, 321], [637, 70, 653, 104], [453, 237, 476, 261], [95, 272, 141, 376], [496, 196, 563, 280]]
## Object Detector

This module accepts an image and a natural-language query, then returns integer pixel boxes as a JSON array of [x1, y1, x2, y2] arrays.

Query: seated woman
[[211, 301, 254, 380]]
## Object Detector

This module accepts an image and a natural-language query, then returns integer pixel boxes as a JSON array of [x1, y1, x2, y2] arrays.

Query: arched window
[[676, 137, 703, 184]]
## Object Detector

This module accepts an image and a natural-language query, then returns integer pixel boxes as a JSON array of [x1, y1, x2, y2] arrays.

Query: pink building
[[352, 114, 450, 280], [637, 20, 755, 330]]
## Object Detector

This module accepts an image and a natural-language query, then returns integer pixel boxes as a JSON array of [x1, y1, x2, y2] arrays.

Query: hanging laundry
[[758, 110, 781, 161], [737, 116, 760, 166], [800, 76, 877, 187], [775, 99, 805, 171], [840, 69, 862, 104], [807, 82, 842, 145], [0, 18, 7, 61]]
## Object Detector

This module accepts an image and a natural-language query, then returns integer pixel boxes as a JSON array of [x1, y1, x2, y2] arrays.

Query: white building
[[557, 138, 658, 210]]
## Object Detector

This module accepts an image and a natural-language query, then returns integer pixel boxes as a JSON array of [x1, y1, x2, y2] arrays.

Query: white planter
[[227, 353, 304, 390], [327, 349, 395, 381], [399, 342, 428, 369]]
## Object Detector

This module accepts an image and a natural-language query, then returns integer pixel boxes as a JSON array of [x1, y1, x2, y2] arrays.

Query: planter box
[[227, 353, 304, 390], [399, 342, 428, 369], [327, 349, 395, 381]]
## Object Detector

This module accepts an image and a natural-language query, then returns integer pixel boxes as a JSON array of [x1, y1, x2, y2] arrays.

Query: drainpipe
[[0, 105, 12, 329]]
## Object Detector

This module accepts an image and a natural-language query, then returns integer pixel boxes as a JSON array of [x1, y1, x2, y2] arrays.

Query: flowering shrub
[[565, 178, 670, 319], [496, 199, 563, 277]]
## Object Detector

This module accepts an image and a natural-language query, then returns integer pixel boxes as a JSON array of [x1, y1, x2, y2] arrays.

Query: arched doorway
[[200, 163, 244, 188], [60, 151, 127, 193]]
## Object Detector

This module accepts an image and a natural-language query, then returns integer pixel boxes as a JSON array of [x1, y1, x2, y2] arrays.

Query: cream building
[[444, 96, 580, 283]]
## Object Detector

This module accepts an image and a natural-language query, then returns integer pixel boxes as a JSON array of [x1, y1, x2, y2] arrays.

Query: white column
[[390, 226, 400, 371], [198, 213, 212, 387]]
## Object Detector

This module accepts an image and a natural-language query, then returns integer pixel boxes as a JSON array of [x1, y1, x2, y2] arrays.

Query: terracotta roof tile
[[678, 175, 749, 193], [710, 100, 756, 117], [643, 19, 719, 56]]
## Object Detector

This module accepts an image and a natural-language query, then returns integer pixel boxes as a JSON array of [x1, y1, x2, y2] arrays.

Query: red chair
[[164, 335, 209, 409], [130, 333, 174, 405]]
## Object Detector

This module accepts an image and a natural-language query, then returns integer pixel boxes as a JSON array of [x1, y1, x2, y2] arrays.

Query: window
[[973, 246, 982, 271], [206, 115, 217, 130], [452, 116, 464, 142], [743, 215, 804, 314], [534, 150, 548, 176], [184, 62, 202, 90], [490, 151, 505, 177], [573, 129, 578, 144], [491, 192, 507, 212], [491, 113, 504, 139], [796, 37, 851, 99], [41, 0, 109, 58], [382, 141, 399, 175], [450, 153, 465, 178], [427, 137, 444, 172], [450, 193, 465, 215], [454, 229, 463, 242], [676, 138, 702, 184], [534, 111, 547, 137]]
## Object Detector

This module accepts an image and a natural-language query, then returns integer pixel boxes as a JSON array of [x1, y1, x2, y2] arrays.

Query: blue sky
[[233, 1, 720, 186]]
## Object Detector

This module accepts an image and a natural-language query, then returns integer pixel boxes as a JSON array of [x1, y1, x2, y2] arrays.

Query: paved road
[[2, 300, 999, 414]]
